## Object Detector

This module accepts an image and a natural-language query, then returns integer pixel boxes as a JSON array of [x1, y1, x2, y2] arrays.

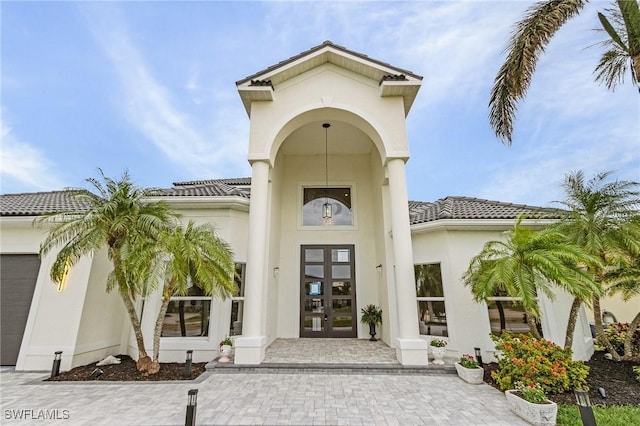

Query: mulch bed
[[46, 355, 206, 382], [483, 351, 640, 406]]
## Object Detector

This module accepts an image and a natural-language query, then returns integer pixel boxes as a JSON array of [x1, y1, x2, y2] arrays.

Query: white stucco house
[[0, 41, 597, 371]]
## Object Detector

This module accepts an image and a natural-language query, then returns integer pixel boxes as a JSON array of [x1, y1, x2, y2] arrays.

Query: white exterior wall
[[411, 223, 594, 362], [585, 293, 640, 324], [1, 218, 123, 371], [150, 205, 250, 363], [274, 151, 385, 340], [248, 64, 410, 164], [74, 247, 127, 367]]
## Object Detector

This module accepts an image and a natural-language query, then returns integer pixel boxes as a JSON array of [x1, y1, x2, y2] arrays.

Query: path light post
[[184, 350, 193, 378], [50, 351, 62, 379], [574, 390, 597, 426], [474, 347, 483, 367], [185, 389, 198, 426]]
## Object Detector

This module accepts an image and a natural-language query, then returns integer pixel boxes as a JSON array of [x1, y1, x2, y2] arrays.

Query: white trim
[[411, 219, 558, 234], [143, 196, 250, 211]]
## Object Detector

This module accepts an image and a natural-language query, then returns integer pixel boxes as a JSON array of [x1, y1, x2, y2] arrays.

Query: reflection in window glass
[[486, 300, 531, 335], [332, 281, 351, 296], [162, 300, 211, 337], [305, 249, 324, 262], [331, 265, 351, 279], [415, 263, 448, 336], [305, 265, 324, 279], [302, 187, 353, 226], [229, 263, 245, 336]]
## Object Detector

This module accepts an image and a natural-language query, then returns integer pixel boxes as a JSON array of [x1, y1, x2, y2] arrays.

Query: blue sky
[[2, 1, 638, 207]]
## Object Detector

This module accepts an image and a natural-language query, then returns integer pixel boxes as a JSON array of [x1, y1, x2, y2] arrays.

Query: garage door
[[1, 254, 40, 365]]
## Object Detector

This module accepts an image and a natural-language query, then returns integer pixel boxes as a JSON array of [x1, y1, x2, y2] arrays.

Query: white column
[[387, 158, 429, 365], [233, 160, 269, 364]]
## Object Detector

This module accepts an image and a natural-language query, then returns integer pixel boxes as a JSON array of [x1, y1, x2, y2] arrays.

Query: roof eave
[[410, 218, 558, 234], [144, 195, 250, 212]]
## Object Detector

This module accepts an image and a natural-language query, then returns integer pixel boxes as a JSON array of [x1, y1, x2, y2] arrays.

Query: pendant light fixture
[[322, 123, 332, 224]]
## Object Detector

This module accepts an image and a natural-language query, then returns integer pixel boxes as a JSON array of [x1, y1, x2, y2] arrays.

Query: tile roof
[[408, 196, 561, 224], [0, 191, 90, 216], [236, 40, 422, 86], [1, 181, 559, 222]]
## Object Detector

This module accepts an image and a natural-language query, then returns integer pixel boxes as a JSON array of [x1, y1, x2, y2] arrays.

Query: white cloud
[[79, 4, 246, 179], [0, 117, 64, 192]]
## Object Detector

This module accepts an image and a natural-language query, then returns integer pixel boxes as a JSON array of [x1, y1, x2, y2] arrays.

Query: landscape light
[[50, 351, 63, 379], [574, 390, 597, 426], [185, 389, 198, 426]]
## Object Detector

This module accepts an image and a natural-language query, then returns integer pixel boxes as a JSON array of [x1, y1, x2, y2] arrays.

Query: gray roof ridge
[[236, 40, 422, 86]]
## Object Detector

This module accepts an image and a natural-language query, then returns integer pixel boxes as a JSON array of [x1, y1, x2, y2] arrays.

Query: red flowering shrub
[[491, 331, 589, 394]]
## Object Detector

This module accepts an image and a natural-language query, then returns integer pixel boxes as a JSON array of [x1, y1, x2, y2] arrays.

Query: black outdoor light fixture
[[574, 390, 597, 426], [322, 123, 332, 224], [90, 368, 104, 380], [474, 347, 483, 367], [184, 350, 193, 378], [50, 351, 62, 379], [185, 389, 198, 426]]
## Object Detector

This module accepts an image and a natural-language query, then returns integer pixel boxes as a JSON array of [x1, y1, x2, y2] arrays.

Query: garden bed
[[46, 355, 206, 382], [483, 351, 639, 406]]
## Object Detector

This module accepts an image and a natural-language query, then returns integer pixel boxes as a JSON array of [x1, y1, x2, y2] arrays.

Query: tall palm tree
[[490, 0, 640, 145], [37, 170, 177, 373], [554, 170, 640, 360], [143, 221, 235, 374], [464, 215, 600, 339]]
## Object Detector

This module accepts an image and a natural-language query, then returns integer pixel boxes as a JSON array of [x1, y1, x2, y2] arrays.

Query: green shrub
[[491, 331, 589, 394], [633, 366, 640, 382], [597, 323, 640, 356]]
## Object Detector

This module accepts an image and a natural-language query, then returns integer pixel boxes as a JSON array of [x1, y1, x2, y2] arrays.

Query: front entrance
[[300, 245, 357, 337]]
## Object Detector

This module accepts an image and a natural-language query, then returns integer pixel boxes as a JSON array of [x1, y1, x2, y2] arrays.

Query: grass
[[557, 404, 640, 426]]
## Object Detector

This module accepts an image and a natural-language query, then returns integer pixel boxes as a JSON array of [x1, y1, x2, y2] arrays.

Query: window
[[415, 263, 448, 337], [229, 263, 246, 336], [161, 285, 211, 337], [302, 187, 352, 226], [486, 289, 540, 336]]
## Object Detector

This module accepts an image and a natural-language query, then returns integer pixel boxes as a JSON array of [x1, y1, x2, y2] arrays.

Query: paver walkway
[[0, 339, 527, 425], [0, 367, 527, 425]]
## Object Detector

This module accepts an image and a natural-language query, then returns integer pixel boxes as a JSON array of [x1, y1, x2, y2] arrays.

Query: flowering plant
[[514, 381, 547, 404], [458, 354, 480, 369], [430, 338, 447, 348], [219, 336, 233, 347], [491, 331, 588, 394]]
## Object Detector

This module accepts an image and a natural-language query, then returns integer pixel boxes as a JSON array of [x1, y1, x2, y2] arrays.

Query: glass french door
[[300, 245, 357, 338]]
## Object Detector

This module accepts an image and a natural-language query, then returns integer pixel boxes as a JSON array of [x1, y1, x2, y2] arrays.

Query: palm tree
[[144, 221, 235, 374], [603, 250, 640, 359], [463, 215, 600, 339], [554, 170, 640, 360], [490, 0, 640, 145], [37, 170, 177, 373]]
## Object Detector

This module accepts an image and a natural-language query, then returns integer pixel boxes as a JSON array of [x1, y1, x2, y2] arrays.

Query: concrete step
[[205, 360, 457, 375]]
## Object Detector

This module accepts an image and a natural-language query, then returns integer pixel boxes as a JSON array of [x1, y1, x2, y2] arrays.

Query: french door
[[300, 245, 357, 338]]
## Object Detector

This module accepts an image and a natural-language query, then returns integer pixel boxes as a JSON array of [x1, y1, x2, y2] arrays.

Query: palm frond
[[489, 0, 587, 145]]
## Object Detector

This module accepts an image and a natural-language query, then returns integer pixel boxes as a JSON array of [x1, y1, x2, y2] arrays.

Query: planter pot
[[218, 344, 232, 363], [505, 390, 557, 426], [454, 362, 484, 384], [430, 346, 446, 365], [368, 323, 378, 341]]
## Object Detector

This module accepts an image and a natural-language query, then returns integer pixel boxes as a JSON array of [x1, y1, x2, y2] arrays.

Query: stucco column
[[233, 159, 269, 364], [387, 158, 429, 365]]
